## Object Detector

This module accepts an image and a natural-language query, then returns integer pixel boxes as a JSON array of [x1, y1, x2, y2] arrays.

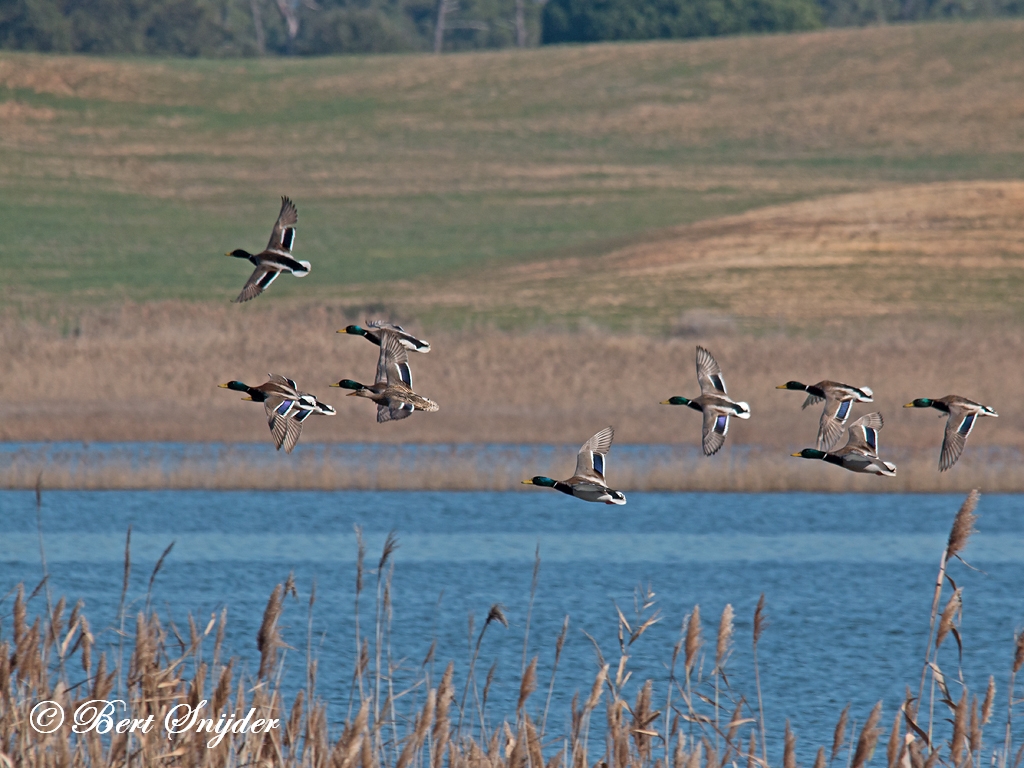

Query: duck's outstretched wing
[[377, 402, 415, 423], [263, 397, 296, 450], [381, 332, 413, 387], [234, 265, 280, 303], [367, 320, 430, 353], [574, 426, 614, 482], [701, 409, 729, 456], [940, 406, 977, 472], [843, 412, 884, 457], [696, 346, 727, 395], [266, 195, 298, 255], [280, 416, 303, 453], [818, 395, 855, 451]]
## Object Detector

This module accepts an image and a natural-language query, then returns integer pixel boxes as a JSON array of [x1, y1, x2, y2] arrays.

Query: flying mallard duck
[[337, 321, 430, 353], [903, 396, 998, 471], [661, 346, 751, 456], [332, 332, 438, 422], [776, 380, 874, 450], [522, 427, 626, 505], [219, 374, 335, 452], [791, 412, 896, 476], [227, 196, 310, 303]]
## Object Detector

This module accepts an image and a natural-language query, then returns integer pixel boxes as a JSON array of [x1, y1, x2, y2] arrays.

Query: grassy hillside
[[2, 21, 1024, 327]]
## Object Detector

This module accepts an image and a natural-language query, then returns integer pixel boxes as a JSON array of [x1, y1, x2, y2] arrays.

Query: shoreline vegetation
[[2, 304, 1021, 492], [0, 443, 1022, 492], [4, 491, 1024, 767]]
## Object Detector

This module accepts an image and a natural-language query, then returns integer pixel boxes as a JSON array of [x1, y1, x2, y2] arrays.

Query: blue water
[[1, 490, 1022, 758]]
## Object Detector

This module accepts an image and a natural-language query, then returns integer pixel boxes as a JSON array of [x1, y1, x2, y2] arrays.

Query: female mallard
[[661, 346, 750, 456], [227, 196, 310, 303], [791, 412, 896, 476], [332, 332, 438, 422], [904, 396, 998, 471], [776, 380, 874, 450], [338, 321, 430, 353], [522, 427, 626, 505], [219, 374, 335, 452]]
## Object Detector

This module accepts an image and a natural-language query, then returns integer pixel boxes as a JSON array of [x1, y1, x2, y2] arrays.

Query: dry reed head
[[935, 588, 962, 651], [982, 676, 996, 724], [886, 710, 902, 768], [946, 490, 980, 561], [1014, 631, 1024, 674], [685, 607, 702, 675], [851, 702, 883, 768], [432, 662, 454, 768], [784, 720, 797, 768], [687, 740, 703, 768], [950, 692, 967, 765], [968, 695, 980, 756], [725, 699, 745, 752], [753, 594, 768, 647], [716, 604, 734, 670], [378, 530, 399, 573], [482, 660, 498, 712], [257, 583, 284, 679], [584, 665, 608, 713], [486, 604, 509, 630], [813, 747, 826, 768], [517, 657, 538, 715], [555, 615, 569, 664]]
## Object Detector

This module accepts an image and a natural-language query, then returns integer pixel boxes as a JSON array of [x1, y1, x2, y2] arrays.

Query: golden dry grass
[[3, 300, 1021, 449]]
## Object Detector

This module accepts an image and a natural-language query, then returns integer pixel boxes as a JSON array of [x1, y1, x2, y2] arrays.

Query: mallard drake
[[904, 396, 998, 471], [227, 196, 310, 303], [776, 380, 874, 450], [661, 346, 751, 456], [337, 321, 430, 353], [522, 427, 626, 505], [791, 412, 896, 476], [332, 332, 438, 422], [219, 374, 335, 452]]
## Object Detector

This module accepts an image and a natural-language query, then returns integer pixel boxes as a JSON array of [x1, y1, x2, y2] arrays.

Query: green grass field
[[3, 20, 1024, 327]]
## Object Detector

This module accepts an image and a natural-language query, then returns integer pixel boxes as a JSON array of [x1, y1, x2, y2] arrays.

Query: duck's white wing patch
[[575, 427, 614, 480], [696, 346, 727, 395], [843, 412, 883, 457], [817, 396, 853, 451], [234, 265, 277, 303], [266, 196, 298, 253], [940, 409, 976, 471], [381, 332, 412, 386], [701, 409, 729, 456]]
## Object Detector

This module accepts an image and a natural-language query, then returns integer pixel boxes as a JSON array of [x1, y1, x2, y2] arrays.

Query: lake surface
[[1, 490, 1022, 758]]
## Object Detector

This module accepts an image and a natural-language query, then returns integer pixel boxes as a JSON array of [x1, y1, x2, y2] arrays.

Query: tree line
[[1, 0, 1021, 56]]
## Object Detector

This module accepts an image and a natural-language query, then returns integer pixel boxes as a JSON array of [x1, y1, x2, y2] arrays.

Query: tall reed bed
[[1, 491, 1022, 768], [2, 443, 1023, 491]]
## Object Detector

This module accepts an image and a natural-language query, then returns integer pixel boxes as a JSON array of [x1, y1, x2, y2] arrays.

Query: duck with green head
[[661, 346, 750, 456], [522, 427, 626, 505], [338, 321, 430, 353], [219, 374, 334, 452], [776, 379, 873, 450], [791, 412, 896, 476], [903, 395, 997, 471], [227, 196, 310, 303], [333, 332, 438, 423]]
